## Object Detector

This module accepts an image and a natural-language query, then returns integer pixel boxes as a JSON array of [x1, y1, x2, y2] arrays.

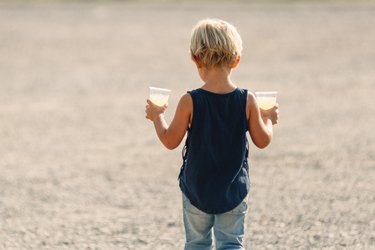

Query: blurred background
[[0, 0, 374, 249]]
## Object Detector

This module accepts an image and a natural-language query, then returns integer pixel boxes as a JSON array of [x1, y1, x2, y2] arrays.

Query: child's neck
[[201, 66, 237, 94]]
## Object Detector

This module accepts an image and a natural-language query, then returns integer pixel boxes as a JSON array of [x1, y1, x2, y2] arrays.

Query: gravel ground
[[0, 1, 374, 249]]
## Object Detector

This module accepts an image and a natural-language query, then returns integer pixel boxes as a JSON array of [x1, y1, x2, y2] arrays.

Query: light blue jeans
[[182, 194, 248, 250]]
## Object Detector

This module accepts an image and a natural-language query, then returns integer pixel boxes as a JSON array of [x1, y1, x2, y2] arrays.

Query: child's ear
[[231, 55, 241, 68], [191, 56, 204, 68]]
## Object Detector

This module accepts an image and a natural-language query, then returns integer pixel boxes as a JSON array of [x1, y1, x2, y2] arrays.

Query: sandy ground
[[0, 1, 374, 249]]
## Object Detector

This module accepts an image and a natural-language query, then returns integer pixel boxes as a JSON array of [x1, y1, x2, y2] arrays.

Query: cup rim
[[149, 86, 171, 93], [255, 91, 277, 96]]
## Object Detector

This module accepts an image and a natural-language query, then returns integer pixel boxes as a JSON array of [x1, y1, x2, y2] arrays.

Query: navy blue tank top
[[179, 88, 250, 214]]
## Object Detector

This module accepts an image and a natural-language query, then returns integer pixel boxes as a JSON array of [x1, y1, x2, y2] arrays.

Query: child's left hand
[[145, 99, 168, 122]]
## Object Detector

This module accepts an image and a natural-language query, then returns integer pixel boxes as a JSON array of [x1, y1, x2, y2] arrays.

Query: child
[[145, 18, 279, 250]]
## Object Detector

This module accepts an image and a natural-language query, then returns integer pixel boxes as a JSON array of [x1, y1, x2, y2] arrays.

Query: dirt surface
[[0, 1, 374, 249]]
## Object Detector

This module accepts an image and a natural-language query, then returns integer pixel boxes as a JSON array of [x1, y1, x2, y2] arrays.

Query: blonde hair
[[190, 18, 242, 68]]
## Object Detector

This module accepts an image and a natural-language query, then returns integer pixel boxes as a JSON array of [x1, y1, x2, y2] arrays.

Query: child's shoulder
[[181, 92, 193, 102], [177, 92, 193, 110], [245, 90, 257, 106], [246, 90, 256, 97]]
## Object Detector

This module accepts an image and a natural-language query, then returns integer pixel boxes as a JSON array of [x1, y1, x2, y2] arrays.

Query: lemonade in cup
[[255, 91, 277, 110], [149, 86, 171, 106]]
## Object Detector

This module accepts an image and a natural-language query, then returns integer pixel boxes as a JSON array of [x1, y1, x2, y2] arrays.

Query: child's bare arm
[[247, 92, 279, 148], [146, 93, 192, 150]]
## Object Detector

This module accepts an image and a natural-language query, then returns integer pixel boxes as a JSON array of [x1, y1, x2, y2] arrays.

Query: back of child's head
[[190, 18, 243, 68]]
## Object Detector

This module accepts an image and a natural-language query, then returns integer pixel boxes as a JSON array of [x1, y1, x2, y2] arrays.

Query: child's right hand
[[145, 99, 168, 122], [260, 104, 279, 125]]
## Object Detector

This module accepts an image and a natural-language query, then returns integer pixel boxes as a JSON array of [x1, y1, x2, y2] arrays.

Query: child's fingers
[[145, 102, 152, 120], [272, 104, 279, 124]]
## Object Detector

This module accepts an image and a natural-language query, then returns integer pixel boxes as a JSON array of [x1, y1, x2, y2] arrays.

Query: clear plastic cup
[[255, 91, 277, 110], [149, 86, 171, 106]]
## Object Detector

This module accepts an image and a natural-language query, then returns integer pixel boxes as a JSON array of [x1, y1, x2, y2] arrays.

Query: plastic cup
[[149, 86, 171, 106], [255, 91, 277, 110]]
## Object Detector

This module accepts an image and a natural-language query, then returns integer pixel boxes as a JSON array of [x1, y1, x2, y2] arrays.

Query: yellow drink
[[149, 86, 171, 107], [255, 91, 277, 110], [150, 95, 169, 106], [257, 97, 276, 110]]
